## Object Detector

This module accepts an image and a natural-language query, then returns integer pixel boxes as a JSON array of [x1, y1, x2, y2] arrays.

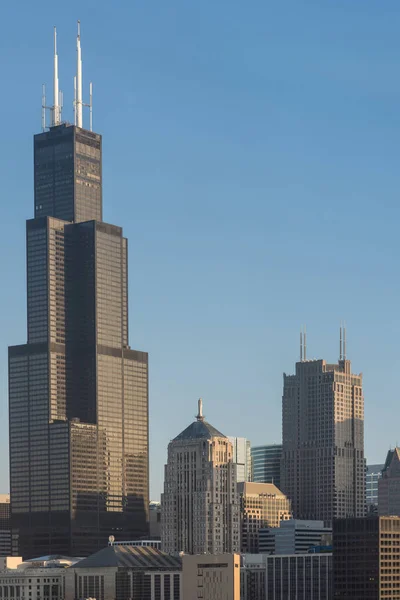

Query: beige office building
[[182, 554, 240, 600], [238, 482, 291, 553], [281, 332, 365, 522], [161, 399, 240, 555]]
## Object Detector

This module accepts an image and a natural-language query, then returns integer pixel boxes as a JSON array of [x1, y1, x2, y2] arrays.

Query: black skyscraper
[[8, 30, 149, 559]]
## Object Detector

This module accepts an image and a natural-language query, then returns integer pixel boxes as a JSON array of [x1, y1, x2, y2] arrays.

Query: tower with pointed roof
[[161, 400, 240, 555], [378, 448, 400, 517]]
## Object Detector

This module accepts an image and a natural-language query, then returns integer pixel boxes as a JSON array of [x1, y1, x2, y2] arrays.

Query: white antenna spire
[[74, 76, 77, 125], [340, 323, 343, 360], [52, 27, 61, 126], [76, 20, 83, 128]]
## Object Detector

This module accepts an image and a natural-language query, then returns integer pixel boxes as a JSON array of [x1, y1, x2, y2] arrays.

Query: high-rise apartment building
[[228, 437, 252, 483], [8, 27, 149, 558], [366, 463, 383, 510], [281, 332, 365, 522], [251, 445, 282, 487], [161, 399, 240, 555], [333, 516, 400, 599], [238, 482, 291, 553], [378, 448, 400, 516]]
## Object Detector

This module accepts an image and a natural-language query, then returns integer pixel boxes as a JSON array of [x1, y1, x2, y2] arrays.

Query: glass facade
[[9, 123, 149, 558], [366, 464, 383, 507], [251, 444, 282, 487], [228, 437, 252, 483], [34, 124, 102, 223]]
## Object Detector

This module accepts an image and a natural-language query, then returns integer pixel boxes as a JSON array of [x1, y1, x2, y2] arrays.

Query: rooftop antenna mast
[[340, 323, 343, 360], [75, 20, 83, 127], [74, 21, 93, 131], [52, 27, 62, 125], [300, 330, 303, 362], [42, 27, 63, 131]]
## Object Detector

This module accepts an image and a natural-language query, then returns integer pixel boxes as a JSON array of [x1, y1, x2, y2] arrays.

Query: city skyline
[[1, 2, 400, 502]]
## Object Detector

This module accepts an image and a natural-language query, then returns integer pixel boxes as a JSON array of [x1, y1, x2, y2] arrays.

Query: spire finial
[[196, 398, 204, 421]]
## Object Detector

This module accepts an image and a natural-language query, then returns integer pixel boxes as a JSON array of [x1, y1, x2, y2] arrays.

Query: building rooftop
[[173, 420, 226, 441], [237, 482, 287, 498], [173, 398, 226, 441], [383, 448, 400, 474], [73, 545, 181, 570]]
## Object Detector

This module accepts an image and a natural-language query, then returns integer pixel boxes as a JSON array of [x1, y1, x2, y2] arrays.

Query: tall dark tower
[[8, 25, 149, 559]]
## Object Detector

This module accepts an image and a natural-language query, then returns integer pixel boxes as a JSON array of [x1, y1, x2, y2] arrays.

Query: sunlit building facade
[[281, 348, 365, 522], [161, 400, 240, 555], [9, 120, 148, 557]]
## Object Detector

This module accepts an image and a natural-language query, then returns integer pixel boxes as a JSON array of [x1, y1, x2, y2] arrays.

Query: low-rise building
[[66, 543, 182, 600], [258, 520, 332, 555], [241, 552, 332, 600], [238, 482, 291, 553], [182, 554, 240, 600], [0, 569, 67, 600]]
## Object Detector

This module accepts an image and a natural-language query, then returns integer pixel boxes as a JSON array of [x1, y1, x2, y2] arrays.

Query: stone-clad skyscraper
[[281, 331, 365, 522], [161, 399, 240, 555], [8, 27, 149, 558]]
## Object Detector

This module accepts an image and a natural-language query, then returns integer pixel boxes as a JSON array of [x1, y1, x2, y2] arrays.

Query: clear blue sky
[[1, 1, 400, 500]]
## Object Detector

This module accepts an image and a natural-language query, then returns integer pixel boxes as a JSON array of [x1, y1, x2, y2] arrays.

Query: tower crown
[[173, 399, 226, 441]]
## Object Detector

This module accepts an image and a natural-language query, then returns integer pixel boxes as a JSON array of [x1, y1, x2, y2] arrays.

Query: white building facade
[[228, 437, 252, 483]]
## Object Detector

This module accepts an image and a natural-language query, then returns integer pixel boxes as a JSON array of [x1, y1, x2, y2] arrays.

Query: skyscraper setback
[[281, 330, 365, 522], [8, 26, 149, 558]]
